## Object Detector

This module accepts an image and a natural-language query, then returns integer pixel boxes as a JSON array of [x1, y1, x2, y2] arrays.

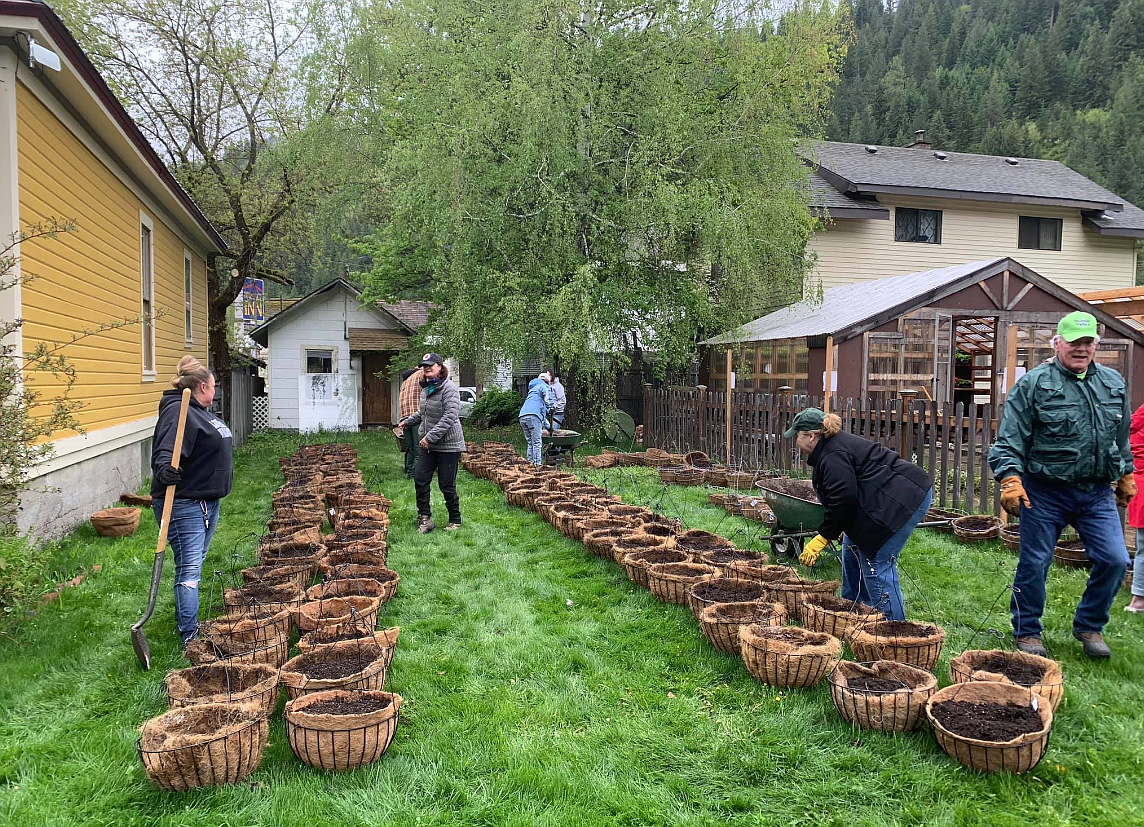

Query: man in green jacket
[[988, 311, 1135, 659]]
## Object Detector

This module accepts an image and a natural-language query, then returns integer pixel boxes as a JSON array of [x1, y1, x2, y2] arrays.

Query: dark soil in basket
[[694, 582, 765, 603], [301, 695, 392, 716], [705, 549, 763, 565], [183, 665, 268, 693], [972, 654, 1047, 686], [808, 594, 878, 613], [930, 700, 1043, 741], [870, 621, 938, 637], [956, 516, 998, 531], [712, 604, 778, 623], [311, 627, 374, 645], [631, 549, 685, 566], [761, 478, 820, 503], [759, 628, 812, 644], [266, 545, 316, 560], [847, 676, 912, 694], [677, 531, 733, 551], [236, 583, 293, 601], [298, 650, 382, 680]]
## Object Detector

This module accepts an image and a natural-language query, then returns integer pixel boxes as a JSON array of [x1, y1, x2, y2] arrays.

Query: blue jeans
[[1014, 478, 1129, 638], [153, 498, 221, 643], [1135, 529, 1144, 598], [520, 415, 544, 465], [840, 488, 933, 621]]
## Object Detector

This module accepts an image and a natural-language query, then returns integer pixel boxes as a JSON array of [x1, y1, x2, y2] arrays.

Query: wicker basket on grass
[[293, 595, 381, 633], [800, 593, 882, 639], [697, 601, 787, 655], [659, 466, 684, 485], [828, 660, 937, 732], [278, 640, 389, 701], [705, 469, 728, 487], [91, 507, 141, 538], [768, 577, 841, 619], [739, 624, 841, 688], [952, 514, 1001, 543], [138, 703, 269, 791], [848, 620, 946, 671], [201, 607, 292, 651], [165, 663, 280, 716], [948, 649, 1065, 712], [925, 506, 967, 533], [285, 690, 402, 771], [740, 499, 773, 523], [298, 625, 400, 663], [618, 548, 690, 588], [675, 468, 705, 487], [725, 471, 756, 490], [645, 562, 717, 604], [695, 547, 768, 577], [1000, 523, 1020, 553], [687, 577, 769, 620], [925, 681, 1053, 774]]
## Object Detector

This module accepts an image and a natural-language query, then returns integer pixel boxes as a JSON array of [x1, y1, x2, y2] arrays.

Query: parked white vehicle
[[458, 386, 478, 418]]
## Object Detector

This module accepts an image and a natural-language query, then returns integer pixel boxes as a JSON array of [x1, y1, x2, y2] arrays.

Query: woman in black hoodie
[[150, 355, 234, 643], [788, 408, 933, 620]]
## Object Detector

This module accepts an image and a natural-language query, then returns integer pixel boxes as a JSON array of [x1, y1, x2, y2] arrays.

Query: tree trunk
[[207, 259, 244, 422]]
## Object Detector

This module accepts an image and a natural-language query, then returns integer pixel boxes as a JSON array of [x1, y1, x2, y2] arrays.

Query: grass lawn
[[1, 430, 1143, 826]]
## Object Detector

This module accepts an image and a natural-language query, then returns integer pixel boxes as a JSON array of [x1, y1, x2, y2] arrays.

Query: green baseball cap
[[1057, 311, 1098, 342], [784, 408, 826, 438]]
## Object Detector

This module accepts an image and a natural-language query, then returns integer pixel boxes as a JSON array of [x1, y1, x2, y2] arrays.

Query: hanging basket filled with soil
[[184, 634, 291, 669], [925, 681, 1053, 773], [952, 515, 1001, 543], [725, 471, 756, 490], [619, 548, 690, 588], [307, 576, 396, 605], [638, 522, 679, 545], [325, 529, 388, 557], [1052, 539, 1090, 569], [684, 450, 711, 468], [200, 606, 292, 650], [999, 523, 1020, 553], [319, 548, 389, 576], [578, 517, 630, 544], [279, 639, 389, 700], [241, 563, 310, 591], [256, 541, 323, 577], [800, 594, 883, 639], [769, 577, 841, 619], [612, 532, 678, 568], [138, 703, 269, 791], [697, 601, 787, 655], [646, 562, 717, 605], [293, 595, 381, 633], [726, 560, 795, 586], [581, 527, 629, 560], [675, 529, 735, 557], [285, 689, 403, 771], [848, 620, 947, 671], [165, 663, 280, 716], [535, 495, 573, 524], [551, 502, 599, 539], [298, 625, 400, 664], [674, 468, 705, 487], [696, 547, 768, 577], [91, 507, 141, 538], [506, 483, 546, 510], [563, 512, 619, 543], [606, 503, 652, 524], [658, 466, 684, 485], [223, 582, 305, 619], [323, 564, 401, 591], [687, 577, 769, 620], [262, 524, 323, 547], [739, 624, 842, 688], [948, 650, 1065, 712], [828, 660, 937, 732], [925, 506, 967, 534]]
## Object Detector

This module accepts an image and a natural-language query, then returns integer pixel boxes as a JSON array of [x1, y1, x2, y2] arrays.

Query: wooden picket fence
[[642, 386, 1002, 516]]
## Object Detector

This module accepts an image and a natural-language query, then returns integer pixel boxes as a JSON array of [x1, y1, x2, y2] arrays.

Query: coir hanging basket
[[285, 690, 403, 771], [138, 703, 269, 791], [739, 624, 842, 688], [848, 620, 946, 672], [828, 660, 937, 732], [697, 601, 787, 656], [948, 649, 1065, 712], [279, 640, 389, 700], [165, 663, 280, 716], [925, 681, 1053, 773], [91, 507, 141, 538]]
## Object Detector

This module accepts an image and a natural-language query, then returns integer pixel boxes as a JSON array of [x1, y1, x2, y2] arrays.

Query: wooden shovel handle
[[155, 388, 192, 557]]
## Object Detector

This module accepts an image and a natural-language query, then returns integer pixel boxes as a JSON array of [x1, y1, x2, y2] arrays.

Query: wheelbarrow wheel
[[770, 535, 804, 559]]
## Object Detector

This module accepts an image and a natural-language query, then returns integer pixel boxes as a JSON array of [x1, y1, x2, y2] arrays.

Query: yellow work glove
[[799, 534, 830, 567], [999, 476, 1032, 517], [1115, 474, 1137, 508]]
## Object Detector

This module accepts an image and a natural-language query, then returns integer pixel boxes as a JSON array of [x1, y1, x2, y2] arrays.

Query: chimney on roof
[[906, 129, 932, 150]]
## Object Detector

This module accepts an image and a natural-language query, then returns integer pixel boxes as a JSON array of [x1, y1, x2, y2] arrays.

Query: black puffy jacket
[[808, 431, 932, 554], [150, 390, 234, 500]]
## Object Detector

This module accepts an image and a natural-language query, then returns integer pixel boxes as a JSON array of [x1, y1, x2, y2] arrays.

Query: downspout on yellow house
[[0, 0, 227, 540]]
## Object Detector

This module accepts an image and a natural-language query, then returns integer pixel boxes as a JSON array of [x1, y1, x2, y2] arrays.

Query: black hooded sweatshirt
[[150, 389, 234, 500]]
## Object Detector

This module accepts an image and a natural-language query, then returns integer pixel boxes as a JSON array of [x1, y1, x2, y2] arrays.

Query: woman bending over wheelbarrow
[[788, 408, 933, 621]]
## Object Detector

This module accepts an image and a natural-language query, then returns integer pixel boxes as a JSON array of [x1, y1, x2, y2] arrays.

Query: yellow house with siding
[[0, 0, 226, 539]]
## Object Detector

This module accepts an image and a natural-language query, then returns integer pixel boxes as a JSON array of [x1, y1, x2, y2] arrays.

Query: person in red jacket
[[1127, 404, 1144, 612]]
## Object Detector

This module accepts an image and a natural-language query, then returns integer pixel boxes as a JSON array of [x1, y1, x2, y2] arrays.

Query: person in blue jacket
[[519, 371, 554, 465]]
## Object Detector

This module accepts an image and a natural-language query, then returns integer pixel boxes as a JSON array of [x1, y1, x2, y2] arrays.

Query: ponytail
[[821, 413, 842, 438], [171, 354, 212, 391]]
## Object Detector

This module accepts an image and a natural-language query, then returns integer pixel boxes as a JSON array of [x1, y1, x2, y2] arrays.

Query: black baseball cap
[[419, 352, 445, 367]]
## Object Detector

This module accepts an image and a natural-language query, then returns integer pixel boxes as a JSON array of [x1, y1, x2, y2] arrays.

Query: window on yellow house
[[184, 250, 193, 345], [140, 217, 155, 373]]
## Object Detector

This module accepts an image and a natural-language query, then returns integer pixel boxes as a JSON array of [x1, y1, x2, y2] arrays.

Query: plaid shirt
[[399, 371, 422, 420]]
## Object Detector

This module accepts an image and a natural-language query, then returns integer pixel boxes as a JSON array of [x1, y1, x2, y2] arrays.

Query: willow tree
[[354, 0, 847, 387]]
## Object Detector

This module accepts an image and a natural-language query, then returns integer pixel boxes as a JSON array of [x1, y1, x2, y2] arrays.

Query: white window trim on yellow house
[[140, 209, 156, 380], [183, 247, 194, 347]]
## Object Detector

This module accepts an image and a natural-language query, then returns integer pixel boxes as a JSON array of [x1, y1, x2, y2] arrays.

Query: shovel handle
[[155, 389, 192, 557]]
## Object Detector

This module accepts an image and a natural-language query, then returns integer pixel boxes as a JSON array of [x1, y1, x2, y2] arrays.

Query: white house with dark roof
[[805, 138, 1144, 295]]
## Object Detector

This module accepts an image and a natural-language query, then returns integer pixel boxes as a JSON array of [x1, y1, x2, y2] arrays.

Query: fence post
[[697, 385, 707, 454], [642, 383, 653, 447]]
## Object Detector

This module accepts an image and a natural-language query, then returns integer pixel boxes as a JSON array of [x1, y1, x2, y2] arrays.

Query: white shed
[[248, 279, 428, 431]]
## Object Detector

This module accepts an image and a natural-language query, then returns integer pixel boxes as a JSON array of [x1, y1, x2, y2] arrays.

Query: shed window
[[895, 208, 942, 244], [306, 349, 334, 374], [1018, 217, 1062, 251]]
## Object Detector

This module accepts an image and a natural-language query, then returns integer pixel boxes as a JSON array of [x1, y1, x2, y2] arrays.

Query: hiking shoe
[[1073, 630, 1111, 659], [417, 515, 435, 534], [1015, 636, 1048, 657], [444, 522, 462, 532]]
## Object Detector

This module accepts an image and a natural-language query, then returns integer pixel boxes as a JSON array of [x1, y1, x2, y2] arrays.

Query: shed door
[[361, 352, 392, 424]]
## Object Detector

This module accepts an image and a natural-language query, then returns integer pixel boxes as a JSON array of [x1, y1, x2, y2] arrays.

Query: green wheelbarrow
[[542, 429, 585, 466]]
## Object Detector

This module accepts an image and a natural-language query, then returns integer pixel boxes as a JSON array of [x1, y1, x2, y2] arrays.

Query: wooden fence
[[224, 368, 253, 449], [642, 385, 1003, 515]]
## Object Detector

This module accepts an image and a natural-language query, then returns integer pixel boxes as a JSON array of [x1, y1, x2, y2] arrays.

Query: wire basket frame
[[828, 660, 937, 732], [739, 625, 842, 688], [925, 681, 1053, 773], [138, 704, 269, 791], [285, 690, 403, 771]]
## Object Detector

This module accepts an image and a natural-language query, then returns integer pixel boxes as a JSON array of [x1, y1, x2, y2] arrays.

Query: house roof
[[380, 300, 434, 330], [702, 257, 1144, 347], [806, 141, 1144, 236], [0, 0, 226, 252], [248, 278, 417, 345], [806, 171, 888, 220]]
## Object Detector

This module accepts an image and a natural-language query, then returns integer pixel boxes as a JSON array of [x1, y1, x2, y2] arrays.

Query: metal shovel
[[131, 388, 191, 670]]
